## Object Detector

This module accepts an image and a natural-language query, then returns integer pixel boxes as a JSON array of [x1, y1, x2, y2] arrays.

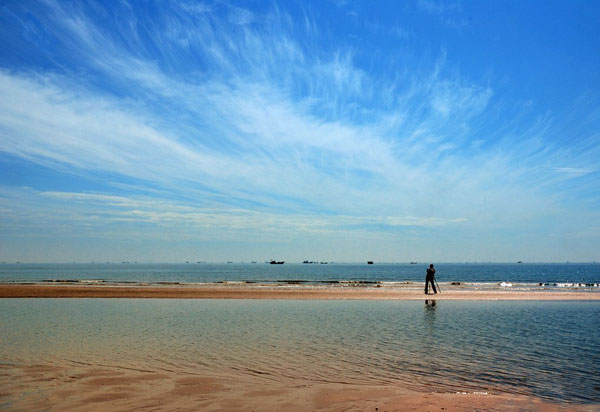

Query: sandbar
[[1, 283, 598, 299]]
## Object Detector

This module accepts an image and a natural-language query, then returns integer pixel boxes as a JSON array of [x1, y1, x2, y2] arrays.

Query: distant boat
[[320, 262, 328, 264], [302, 260, 313, 264], [517, 261, 523, 264], [410, 262, 417, 264], [367, 261, 373, 264], [270, 260, 284, 264]]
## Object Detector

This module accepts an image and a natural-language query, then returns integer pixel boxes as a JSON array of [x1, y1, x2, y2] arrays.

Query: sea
[[1, 262, 599, 287], [1, 263, 600, 405]]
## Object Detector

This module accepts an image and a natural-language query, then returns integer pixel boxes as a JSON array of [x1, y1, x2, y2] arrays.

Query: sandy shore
[[1, 362, 597, 411], [1, 283, 599, 299]]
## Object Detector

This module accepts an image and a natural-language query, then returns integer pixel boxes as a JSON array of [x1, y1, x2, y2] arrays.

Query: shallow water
[[1, 299, 599, 403]]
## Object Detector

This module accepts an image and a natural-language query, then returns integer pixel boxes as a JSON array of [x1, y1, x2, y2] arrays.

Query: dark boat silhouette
[[367, 261, 373, 264], [270, 260, 284, 264]]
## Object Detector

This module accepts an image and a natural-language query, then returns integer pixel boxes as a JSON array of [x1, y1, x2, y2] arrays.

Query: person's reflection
[[424, 299, 437, 329], [423, 300, 438, 366]]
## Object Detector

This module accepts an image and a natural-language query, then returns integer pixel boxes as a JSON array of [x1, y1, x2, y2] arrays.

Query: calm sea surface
[[1, 263, 599, 285], [1, 299, 599, 403]]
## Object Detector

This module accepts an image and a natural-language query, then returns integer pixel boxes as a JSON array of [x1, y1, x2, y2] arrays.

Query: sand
[[1, 362, 596, 411], [0, 283, 599, 299]]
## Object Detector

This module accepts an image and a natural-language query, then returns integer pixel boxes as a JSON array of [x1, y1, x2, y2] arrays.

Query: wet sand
[[1, 362, 596, 411], [1, 283, 599, 299]]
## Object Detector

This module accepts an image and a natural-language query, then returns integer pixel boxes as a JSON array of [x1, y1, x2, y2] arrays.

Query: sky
[[1, 0, 599, 263]]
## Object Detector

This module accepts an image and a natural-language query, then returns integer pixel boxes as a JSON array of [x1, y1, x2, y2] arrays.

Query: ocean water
[[1, 299, 599, 404], [1, 262, 599, 286]]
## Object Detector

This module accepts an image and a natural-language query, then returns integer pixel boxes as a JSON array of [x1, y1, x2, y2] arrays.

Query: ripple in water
[[1, 299, 599, 403]]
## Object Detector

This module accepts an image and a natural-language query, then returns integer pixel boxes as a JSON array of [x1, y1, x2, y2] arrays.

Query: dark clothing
[[425, 268, 437, 294]]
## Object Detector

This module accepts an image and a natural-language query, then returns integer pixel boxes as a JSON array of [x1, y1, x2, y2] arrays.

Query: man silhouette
[[425, 264, 437, 294]]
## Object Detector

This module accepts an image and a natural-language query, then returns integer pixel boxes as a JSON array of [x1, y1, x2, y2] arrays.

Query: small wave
[[276, 280, 307, 284], [337, 280, 380, 285], [540, 282, 600, 288], [24, 279, 600, 289], [43, 279, 105, 284], [43, 279, 80, 283]]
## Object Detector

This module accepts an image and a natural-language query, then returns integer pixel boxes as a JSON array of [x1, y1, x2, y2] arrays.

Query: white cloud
[[429, 80, 492, 118], [228, 7, 254, 26], [1, 189, 467, 241], [417, 0, 468, 28], [554, 167, 595, 175]]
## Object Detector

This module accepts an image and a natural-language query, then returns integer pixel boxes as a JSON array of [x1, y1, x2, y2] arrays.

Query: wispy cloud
[[0, 188, 467, 245], [1, 0, 599, 261], [417, 0, 468, 28], [554, 167, 596, 175]]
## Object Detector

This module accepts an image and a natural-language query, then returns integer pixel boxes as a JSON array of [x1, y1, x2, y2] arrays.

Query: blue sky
[[1, 0, 599, 263]]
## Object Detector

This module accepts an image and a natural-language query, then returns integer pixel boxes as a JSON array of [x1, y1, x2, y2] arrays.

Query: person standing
[[425, 264, 437, 294]]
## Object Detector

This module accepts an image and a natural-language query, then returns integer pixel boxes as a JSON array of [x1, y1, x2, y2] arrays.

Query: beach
[[2, 362, 595, 412], [1, 282, 599, 300]]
